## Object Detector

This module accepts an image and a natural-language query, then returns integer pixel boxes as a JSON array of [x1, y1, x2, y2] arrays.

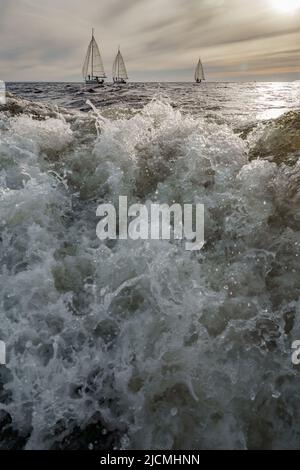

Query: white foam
[[0, 96, 300, 450]]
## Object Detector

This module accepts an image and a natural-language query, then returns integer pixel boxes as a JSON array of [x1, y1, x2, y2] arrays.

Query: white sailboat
[[82, 29, 106, 85], [195, 58, 205, 83], [112, 48, 128, 84]]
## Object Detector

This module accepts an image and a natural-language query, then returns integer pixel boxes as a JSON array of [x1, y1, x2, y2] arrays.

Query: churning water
[[1, 82, 300, 449]]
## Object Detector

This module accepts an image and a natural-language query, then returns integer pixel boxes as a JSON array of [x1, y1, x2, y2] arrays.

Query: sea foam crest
[[0, 96, 300, 449]]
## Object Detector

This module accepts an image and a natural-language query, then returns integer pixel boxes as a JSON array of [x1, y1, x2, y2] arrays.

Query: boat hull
[[113, 79, 127, 84], [85, 79, 105, 85]]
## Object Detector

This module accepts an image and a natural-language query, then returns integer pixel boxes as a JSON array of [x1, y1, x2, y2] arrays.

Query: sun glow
[[270, 0, 300, 13]]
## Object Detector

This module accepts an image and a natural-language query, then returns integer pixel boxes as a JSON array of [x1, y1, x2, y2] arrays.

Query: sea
[[1, 81, 300, 449]]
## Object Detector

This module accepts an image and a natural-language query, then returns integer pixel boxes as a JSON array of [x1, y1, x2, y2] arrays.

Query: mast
[[91, 28, 94, 78]]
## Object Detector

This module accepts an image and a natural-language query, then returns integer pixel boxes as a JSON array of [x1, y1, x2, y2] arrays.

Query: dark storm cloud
[[0, 0, 299, 81]]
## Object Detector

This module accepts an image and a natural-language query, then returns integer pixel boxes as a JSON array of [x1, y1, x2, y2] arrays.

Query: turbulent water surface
[[1, 81, 300, 450]]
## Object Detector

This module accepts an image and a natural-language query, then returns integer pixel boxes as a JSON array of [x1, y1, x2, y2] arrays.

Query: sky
[[0, 0, 300, 82]]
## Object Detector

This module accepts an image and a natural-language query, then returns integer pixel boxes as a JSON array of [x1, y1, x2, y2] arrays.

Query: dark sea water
[[7, 81, 300, 124], [1, 81, 300, 449]]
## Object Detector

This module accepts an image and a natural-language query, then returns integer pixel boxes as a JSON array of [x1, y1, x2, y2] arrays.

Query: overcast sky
[[0, 0, 300, 82]]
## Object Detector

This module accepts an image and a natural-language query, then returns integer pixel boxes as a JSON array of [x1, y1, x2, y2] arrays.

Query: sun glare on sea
[[270, 0, 300, 13]]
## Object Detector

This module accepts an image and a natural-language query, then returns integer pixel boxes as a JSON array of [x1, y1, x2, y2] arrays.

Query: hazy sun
[[270, 0, 300, 13]]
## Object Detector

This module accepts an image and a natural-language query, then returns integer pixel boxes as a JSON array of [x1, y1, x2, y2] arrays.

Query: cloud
[[0, 0, 299, 81]]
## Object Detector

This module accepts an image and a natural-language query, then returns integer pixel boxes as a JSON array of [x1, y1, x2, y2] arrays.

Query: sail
[[82, 34, 106, 79], [112, 50, 128, 81], [195, 59, 205, 81], [82, 41, 92, 79]]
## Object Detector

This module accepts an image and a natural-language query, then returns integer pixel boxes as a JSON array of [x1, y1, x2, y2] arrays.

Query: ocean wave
[[0, 94, 300, 449], [248, 111, 300, 166]]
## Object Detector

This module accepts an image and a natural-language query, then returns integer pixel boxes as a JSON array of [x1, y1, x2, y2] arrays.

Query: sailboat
[[112, 48, 128, 84], [195, 58, 205, 83], [82, 29, 106, 85]]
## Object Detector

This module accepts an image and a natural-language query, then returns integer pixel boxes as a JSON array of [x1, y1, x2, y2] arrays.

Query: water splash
[[0, 91, 300, 450]]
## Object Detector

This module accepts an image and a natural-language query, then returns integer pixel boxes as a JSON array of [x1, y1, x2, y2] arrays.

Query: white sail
[[112, 49, 128, 82], [82, 31, 106, 80], [195, 59, 205, 82]]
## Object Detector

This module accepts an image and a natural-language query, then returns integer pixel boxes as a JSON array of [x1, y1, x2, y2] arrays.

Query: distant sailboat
[[82, 29, 106, 85], [112, 48, 128, 84], [195, 58, 205, 83]]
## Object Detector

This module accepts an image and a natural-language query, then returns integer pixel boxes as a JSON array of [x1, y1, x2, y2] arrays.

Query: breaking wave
[[0, 91, 300, 450]]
